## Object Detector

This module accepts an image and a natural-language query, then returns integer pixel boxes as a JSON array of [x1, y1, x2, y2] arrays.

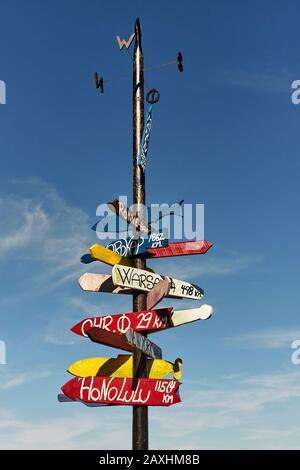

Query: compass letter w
[[116, 33, 135, 50]]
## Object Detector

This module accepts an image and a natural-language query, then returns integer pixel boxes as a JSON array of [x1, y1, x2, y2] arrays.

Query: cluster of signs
[[59, 198, 213, 407]]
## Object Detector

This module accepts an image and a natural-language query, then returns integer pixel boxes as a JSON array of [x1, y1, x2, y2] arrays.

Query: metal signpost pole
[[132, 17, 148, 450]]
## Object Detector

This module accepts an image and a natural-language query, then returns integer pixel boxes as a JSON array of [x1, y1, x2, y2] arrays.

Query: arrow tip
[[200, 304, 214, 320], [206, 240, 213, 251], [135, 17, 142, 41]]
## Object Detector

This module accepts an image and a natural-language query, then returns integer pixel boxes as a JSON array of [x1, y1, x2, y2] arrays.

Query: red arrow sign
[[71, 305, 212, 338], [71, 307, 174, 337], [61, 376, 181, 406], [146, 240, 213, 258]]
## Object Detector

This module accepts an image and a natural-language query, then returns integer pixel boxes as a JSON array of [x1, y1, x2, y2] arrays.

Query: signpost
[[89, 243, 155, 272], [59, 17, 215, 452], [62, 376, 181, 407], [145, 240, 213, 258], [71, 305, 213, 337], [78, 272, 134, 295], [67, 355, 182, 380], [57, 393, 113, 407], [108, 199, 152, 235], [86, 326, 162, 359], [146, 276, 170, 310], [138, 106, 153, 171], [92, 201, 182, 235], [106, 233, 168, 257], [112, 264, 204, 300], [90, 243, 134, 267]]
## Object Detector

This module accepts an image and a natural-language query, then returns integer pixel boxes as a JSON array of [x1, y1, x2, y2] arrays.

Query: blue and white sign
[[138, 106, 153, 171]]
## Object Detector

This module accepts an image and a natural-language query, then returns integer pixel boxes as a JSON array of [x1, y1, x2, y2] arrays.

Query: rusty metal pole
[[132, 17, 148, 450]]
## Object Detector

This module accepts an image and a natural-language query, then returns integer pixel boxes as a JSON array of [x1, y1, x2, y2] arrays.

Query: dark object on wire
[[95, 72, 104, 93], [177, 51, 183, 72], [146, 88, 160, 104]]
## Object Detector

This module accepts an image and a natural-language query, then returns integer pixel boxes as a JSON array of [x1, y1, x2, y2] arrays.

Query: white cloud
[[1, 376, 27, 390], [153, 253, 259, 281], [0, 199, 49, 254], [0, 178, 94, 286], [0, 409, 130, 450], [187, 371, 300, 414], [0, 179, 258, 292], [0, 370, 51, 390], [150, 370, 300, 449], [0, 371, 300, 449], [224, 328, 300, 349], [226, 67, 293, 94], [43, 295, 115, 345]]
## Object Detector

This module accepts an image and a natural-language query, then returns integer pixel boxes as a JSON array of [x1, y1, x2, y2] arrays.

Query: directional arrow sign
[[145, 240, 213, 258], [90, 244, 133, 267], [61, 376, 181, 406], [146, 276, 170, 310], [57, 393, 113, 407], [86, 326, 162, 359], [124, 329, 162, 359], [106, 233, 168, 257], [108, 199, 152, 234], [171, 305, 213, 327], [112, 264, 204, 300], [67, 355, 182, 380], [92, 200, 183, 234], [89, 244, 155, 272], [71, 307, 173, 336], [78, 273, 135, 295], [71, 305, 213, 337]]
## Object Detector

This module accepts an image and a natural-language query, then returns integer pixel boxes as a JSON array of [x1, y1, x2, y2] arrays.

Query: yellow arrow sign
[[89, 244, 155, 273], [67, 354, 182, 380]]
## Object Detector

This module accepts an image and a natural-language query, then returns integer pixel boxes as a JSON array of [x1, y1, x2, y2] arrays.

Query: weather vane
[[94, 29, 183, 96]]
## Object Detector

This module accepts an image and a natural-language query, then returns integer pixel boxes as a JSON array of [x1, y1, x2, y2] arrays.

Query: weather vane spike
[[135, 17, 142, 42], [116, 32, 135, 50]]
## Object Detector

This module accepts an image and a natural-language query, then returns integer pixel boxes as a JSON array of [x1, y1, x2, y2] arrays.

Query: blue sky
[[0, 0, 300, 449]]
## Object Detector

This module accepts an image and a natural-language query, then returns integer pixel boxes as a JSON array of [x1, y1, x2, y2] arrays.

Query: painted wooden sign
[[146, 276, 170, 310], [78, 272, 134, 295], [146, 240, 213, 258], [71, 305, 213, 337], [61, 376, 181, 406], [67, 355, 182, 380], [81, 233, 168, 264], [112, 264, 204, 300], [138, 106, 152, 171], [106, 232, 168, 257], [57, 393, 112, 407], [80, 253, 96, 264], [92, 200, 183, 234], [171, 304, 213, 325], [71, 306, 173, 336], [108, 199, 152, 234], [125, 328, 162, 358], [87, 326, 162, 359], [90, 244, 133, 267], [89, 244, 155, 273]]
